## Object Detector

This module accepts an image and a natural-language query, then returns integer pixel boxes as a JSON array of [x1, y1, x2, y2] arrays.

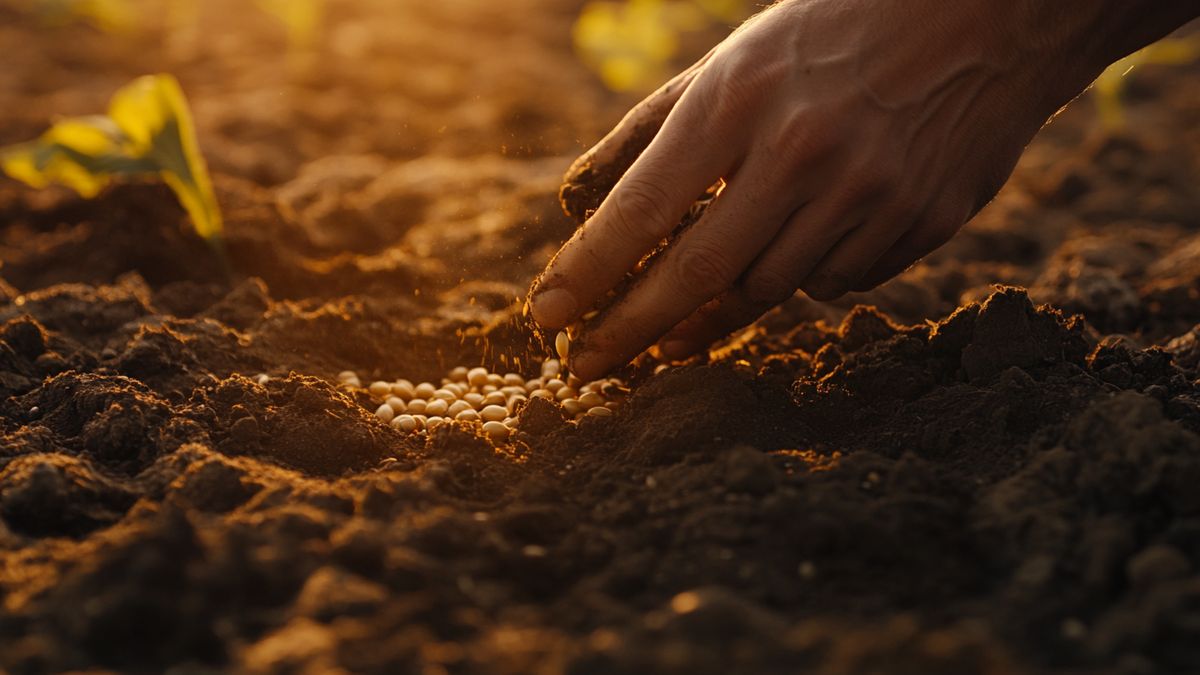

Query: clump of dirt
[[2, 2, 1200, 674]]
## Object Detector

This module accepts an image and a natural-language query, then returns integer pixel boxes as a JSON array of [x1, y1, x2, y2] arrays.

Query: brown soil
[[3, 2, 1200, 674]]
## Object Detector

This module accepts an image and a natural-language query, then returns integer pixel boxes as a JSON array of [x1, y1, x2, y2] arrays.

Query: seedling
[[1091, 36, 1200, 129], [0, 73, 223, 247], [573, 0, 750, 92]]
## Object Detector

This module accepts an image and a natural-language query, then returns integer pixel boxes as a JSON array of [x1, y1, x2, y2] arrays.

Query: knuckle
[[673, 242, 739, 298], [744, 268, 797, 305], [608, 179, 675, 245], [774, 110, 839, 167]]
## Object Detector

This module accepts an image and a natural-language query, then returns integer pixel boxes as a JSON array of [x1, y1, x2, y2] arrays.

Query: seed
[[530, 389, 553, 401], [433, 388, 457, 402], [412, 415, 428, 428], [392, 415, 418, 432], [464, 392, 485, 407], [375, 403, 395, 422], [501, 386, 525, 398], [468, 367, 489, 388], [415, 382, 437, 398], [447, 400, 472, 417], [425, 399, 448, 416], [578, 392, 604, 408], [480, 404, 508, 422], [507, 395, 527, 411], [483, 391, 507, 406], [343, 377, 362, 388], [449, 366, 469, 382], [426, 416, 445, 430], [567, 375, 583, 389], [555, 331, 570, 361], [391, 381, 416, 400], [541, 358, 561, 378], [254, 373, 270, 385], [556, 386, 577, 401], [455, 409, 480, 422], [369, 381, 391, 398], [504, 373, 524, 387], [445, 383, 466, 397], [482, 421, 510, 441], [481, 384, 498, 394], [605, 401, 620, 410], [407, 399, 427, 414], [561, 398, 583, 415], [487, 373, 505, 387], [385, 397, 406, 412], [337, 370, 358, 382], [545, 378, 565, 393], [587, 406, 613, 417], [525, 378, 544, 391]]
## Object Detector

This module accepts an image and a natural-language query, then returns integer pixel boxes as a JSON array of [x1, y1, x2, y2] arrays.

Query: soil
[[2, 2, 1200, 674]]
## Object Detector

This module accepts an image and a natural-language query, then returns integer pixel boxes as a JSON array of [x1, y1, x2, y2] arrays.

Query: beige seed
[[344, 377, 362, 388], [504, 417, 519, 428], [375, 403, 395, 422], [426, 416, 445, 430], [407, 399, 427, 414], [369, 381, 391, 398], [392, 415, 418, 432], [545, 378, 565, 393], [587, 406, 613, 417], [456, 409, 480, 422], [467, 367, 489, 388], [481, 384, 498, 394], [445, 383, 466, 397], [556, 387, 577, 401], [385, 397, 407, 412], [433, 388, 457, 402], [605, 401, 620, 411], [447, 400, 472, 417], [541, 359, 561, 378], [425, 399, 448, 416], [578, 392, 604, 409], [561, 398, 583, 416], [501, 386, 525, 398], [504, 373, 524, 387], [337, 370, 358, 382], [507, 395, 527, 411], [482, 421, 510, 441], [464, 393, 485, 407], [391, 381, 416, 400], [449, 366, 469, 382], [487, 373, 505, 387], [412, 415, 428, 428], [254, 373, 270, 385], [480, 405, 508, 422], [555, 331, 570, 361], [415, 382, 437, 398], [484, 391, 507, 406], [530, 389, 554, 401]]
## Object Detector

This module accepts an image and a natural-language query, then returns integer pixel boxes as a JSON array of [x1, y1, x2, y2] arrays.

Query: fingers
[[560, 51, 715, 221], [853, 209, 963, 290], [567, 161, 803, 380], [530, 84, 741, 331], [799, 205, 918, 300]]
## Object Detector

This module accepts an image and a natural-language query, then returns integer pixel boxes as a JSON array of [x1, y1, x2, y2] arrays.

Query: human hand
[[529, 0, 1175, 381]]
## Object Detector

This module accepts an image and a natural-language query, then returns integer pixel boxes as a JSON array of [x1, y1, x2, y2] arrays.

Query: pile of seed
[[335, 357, 627, 442]]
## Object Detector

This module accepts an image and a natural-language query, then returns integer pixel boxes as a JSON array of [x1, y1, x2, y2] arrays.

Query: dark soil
[[3, 3, 1200, 674]]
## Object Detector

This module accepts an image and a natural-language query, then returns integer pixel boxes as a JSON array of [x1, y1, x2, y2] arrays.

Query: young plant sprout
[[340, 358, 630, 443], [0, 74, 223, 247], [254, 0, 323, 51], [1091, 35, 1200, 129]]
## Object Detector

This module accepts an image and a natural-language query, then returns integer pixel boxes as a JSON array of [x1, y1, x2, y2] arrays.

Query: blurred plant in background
[[6, 0, 136, 32], [574, 0, 751, 92], [1091, 35, 1200, 129], [0, 74, 223, 245], [253, 0, 324, 51]]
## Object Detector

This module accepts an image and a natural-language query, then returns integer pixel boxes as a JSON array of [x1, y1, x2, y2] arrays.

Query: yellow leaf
[[1091, 35, 1200, 130], [0, 116, 126, 197], [108, 74, 223, 241]]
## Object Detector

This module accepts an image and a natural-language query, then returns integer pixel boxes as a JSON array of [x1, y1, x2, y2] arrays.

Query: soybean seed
[[555, 331, 570, 361], [484, 391, 507, 406], [433, 388, 457, 402], [415, 382, 437, 398], [587, 406, 613, 417], [481, 404, 508, 422], [392, 381, 416, 400], [369, 381, 392, 398], [385, 397, 407, 412], [468, 367, 489, 388], [482, 421, 509, 441], [375, 403, 395, 422], [254, 373, 270, 385], [487, 373, 505, 387], [561, 399, 583, 416], [425, 399, 448, 416], [464, 393, 485, 407], [456, 409, 480, 422], [525, 378, 544, 391], [407, 399, 428, 414], [392, 415, 418, 432], [530, 389, 553, 401], [545, 378, 565, 393], [337, 370, 358, 382], [447, 400, 472, 417], [449, 366, 469, 382], [578, 392, 604, 409], [504, 373, 524, 387]]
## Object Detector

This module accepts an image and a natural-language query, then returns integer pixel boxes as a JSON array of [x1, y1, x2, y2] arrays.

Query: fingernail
[[529, 287, 577, 329], [659, 340, 694, 360]]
